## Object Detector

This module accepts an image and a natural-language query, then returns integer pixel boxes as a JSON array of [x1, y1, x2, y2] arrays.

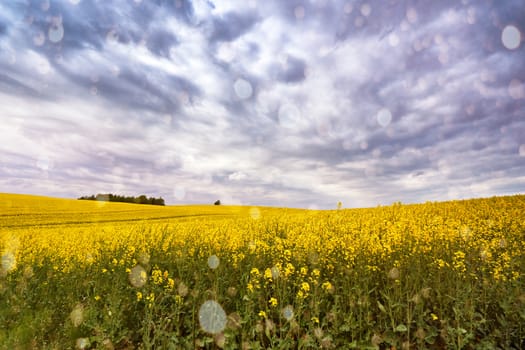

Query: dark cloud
[[0, 73, 40, 97], [0, 0, 524, 207], [273, 55, 306, 83], [146, 29, 179, 57], [209, 11, 260, 42]]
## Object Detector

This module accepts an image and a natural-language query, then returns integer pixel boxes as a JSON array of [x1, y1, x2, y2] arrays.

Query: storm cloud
[[0, 0, 523, 208]]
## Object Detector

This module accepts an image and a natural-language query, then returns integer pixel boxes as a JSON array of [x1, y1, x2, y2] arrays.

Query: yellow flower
[[431, 313, 438, 320], [322, 281, 333, 292], [311, 316, 320, 324], [301, 282, 310, 292], [136, 291, 143, 301], [264, 268, 273, 281], [166, 277, 175, 290], [284, 263, 295, 278], [94, 295, 101, 301], [300, 266, 308, 277], [269, 297, 278, 307], [152, 268, 163, 285], [258, 310, 267, 318]]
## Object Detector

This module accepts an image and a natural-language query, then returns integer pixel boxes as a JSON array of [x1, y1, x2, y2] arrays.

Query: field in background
[[1, 193, 524, 349]]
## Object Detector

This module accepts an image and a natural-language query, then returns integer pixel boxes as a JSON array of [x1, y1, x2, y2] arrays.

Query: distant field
[[1, 193, 524, 349]]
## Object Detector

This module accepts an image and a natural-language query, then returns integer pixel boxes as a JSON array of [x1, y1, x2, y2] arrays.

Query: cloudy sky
[[0, 0, 524, 208]]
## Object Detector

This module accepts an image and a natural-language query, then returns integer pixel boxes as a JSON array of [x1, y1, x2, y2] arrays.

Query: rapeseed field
[[0, 193, 524, 349]]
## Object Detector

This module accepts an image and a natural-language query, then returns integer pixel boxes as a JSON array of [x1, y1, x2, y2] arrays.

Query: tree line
[[78, 193, 165, 206]]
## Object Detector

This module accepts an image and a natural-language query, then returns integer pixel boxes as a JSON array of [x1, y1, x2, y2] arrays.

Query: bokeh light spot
[[501, 25, 521, 50], [233, 78, 253, 100], [199, 300, 227, 334], [271, 266, 280, 279], [354, 16, 364, 28], [106, 29, 119, 45], [360, 3, 371, 17], [388, 33, 400, 47], [438, 51, 449, 65], [33, 32, 46, 46], [1, 252, 16, 273], [76, 338, 89, 349], [173, 186, 186, 200], [519, 144, 525, 157], [249, 207, 261, 220], [41, 0, 50, 11], [36, 156, 53, 171], [207, 255, 220, 270], [376, 108, 392, 127], [48, 24, 64, 43], [278, 103, 302, 129], [282, 305, 294, 321], [294, 6, 305, 20], [466, 6, 476, 24], [406, 7, 418, 24], [129, 265, 147, 287], [508, 79, 524, 100], [70, 305, 84, 327]]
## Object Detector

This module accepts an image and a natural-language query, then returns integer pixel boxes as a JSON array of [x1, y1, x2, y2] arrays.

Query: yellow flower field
[[1, 193, 524, 349]]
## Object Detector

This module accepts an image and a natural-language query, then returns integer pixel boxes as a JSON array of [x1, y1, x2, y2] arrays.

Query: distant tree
[[78, 193, 165, 206], [337, 201, 342, 210], [137, 195, 148, 204], [214, 200, 221, 205]]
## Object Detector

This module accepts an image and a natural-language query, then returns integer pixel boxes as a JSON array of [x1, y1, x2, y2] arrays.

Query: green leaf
[[377, 301, 387, 313], [395, 324, 408, 332]]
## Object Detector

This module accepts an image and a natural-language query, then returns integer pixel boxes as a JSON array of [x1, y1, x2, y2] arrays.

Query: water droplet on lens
[[388, 33, 400, 47], [508, 79, 524, 99], [129, 265, 147, 287], [376, 108, 392, 127], [173, 186, 186, 200], [207, 255, 220, 270], [106, 29, 119, 45], [294, 6, 305, 20], [278, 103, 302, 129], [48, 24, 64, 43], [360, 3, 371, 17], [519, 144, 525, 157], [501, 25, 521, 50], [36, 156, 53, 170], [70, 305, 84, 327], [406, 7, 418, 24], [249, 207, 261, 219], [282, 305, 294, 320], [199, 300, 227, 334], [1, 252, 16, 272], [76, 337, 89, 349], [33, 32, 46, 46], [41, 0, 50, 11], [234, 78, 253, 99]]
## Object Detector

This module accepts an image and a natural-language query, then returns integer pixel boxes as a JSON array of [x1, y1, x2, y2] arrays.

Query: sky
[[0, 0, 524, 209]]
